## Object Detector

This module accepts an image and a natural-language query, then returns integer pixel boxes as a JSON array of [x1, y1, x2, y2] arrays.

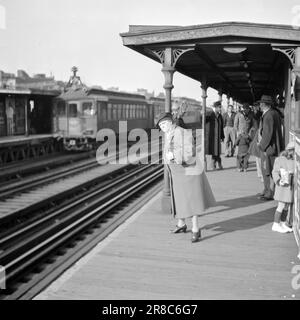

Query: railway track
[[0, 163, 164, 300], [0, 139, 161, 201]]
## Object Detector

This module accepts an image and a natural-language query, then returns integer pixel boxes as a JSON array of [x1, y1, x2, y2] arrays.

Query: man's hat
[[258, 95, 273, 105], [155, 112, 173, 128], [213, 101, 221, 108]]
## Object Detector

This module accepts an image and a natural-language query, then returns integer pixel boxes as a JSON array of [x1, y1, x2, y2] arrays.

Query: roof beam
[[195, 46, 242, 94]]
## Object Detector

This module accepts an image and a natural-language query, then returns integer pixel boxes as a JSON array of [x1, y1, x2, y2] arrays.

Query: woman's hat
[[286, 140, 295, 150], [155, 112, 173, 128]]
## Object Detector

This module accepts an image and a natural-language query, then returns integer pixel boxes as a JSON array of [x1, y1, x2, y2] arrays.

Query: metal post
[[201, 79, 208, 172], [24, 97, 29, 136], [161, 64, 175, 197], [294, 47, 300, 128]]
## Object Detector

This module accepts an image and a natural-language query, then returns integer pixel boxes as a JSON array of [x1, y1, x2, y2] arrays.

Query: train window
[[133, 105, 137, 118], [126, 104, 130, 119], [107, 103, 112, 120], [121, 105, 126, 119], [101, 105, 107, 121], [112, 104, 117, 120], [82, 102, 95, 116], [57, 101, 66, 116], [118, 104, 122, 119], [68, 103, 78, 117], [140, 105, 143, 118], [143, 105, 146, 118]]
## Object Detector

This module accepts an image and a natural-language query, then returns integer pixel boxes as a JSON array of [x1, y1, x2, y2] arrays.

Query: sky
[[0, 0, 299, 104]]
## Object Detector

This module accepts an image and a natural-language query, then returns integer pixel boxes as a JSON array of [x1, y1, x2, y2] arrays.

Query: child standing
[[234, 130, 251, 172], [271, 141, 295, 233]]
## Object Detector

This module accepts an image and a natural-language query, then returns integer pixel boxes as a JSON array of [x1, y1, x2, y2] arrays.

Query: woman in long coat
[[157, 112, 216, 242]]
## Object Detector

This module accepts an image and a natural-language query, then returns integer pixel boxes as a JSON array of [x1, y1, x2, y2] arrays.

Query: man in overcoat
[[222, 104, 236, 157], [206, 101, 225, 170], [257, 95, 284, 200]]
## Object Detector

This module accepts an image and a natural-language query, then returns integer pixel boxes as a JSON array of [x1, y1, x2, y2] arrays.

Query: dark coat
[[252, 110, 262, 132], [258, 108, 284, 157], [205, 110, 224, 156], [234, 133, 251, 155], [248, 130, 261, 157]]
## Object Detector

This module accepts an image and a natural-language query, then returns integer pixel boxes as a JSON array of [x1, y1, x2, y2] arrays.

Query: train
[[52, 86, 202, 151]]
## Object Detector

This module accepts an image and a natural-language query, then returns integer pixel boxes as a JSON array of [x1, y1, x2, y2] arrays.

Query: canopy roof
[[120, 21, 300, 103]]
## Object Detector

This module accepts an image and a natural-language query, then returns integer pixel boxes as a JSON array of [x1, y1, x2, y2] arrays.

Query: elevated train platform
[[0, 134, 62, 164], [35, 156, 299, 300]]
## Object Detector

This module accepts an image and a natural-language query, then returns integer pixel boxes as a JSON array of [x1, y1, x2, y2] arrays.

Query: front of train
[[53, 88, 98, 151]]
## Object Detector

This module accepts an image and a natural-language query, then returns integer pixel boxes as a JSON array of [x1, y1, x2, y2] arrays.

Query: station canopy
[[120, 22, 300, 104]]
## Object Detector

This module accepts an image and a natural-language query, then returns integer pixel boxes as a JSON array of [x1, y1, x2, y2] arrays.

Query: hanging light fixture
[[223, 47, 247, 54]]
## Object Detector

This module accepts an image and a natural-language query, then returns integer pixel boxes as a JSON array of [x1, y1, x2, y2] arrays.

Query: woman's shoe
[[191, 229, 201, 242], [170, 224, 187, 233]]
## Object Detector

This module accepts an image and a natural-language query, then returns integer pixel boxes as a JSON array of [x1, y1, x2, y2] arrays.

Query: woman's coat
[[164, 126, 216, 219], [272, 156, 295, 203]]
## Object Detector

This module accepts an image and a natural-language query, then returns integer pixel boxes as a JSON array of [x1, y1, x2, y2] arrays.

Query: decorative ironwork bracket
[[272, 47, 296, 67], [147, 47, 194, 67]]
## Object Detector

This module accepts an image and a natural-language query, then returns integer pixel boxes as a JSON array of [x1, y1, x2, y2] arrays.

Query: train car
[[147, 96, 165, 126], [148, 96, 202, 128], [177, 97, 202, 128], [53, 87, 153, 151]]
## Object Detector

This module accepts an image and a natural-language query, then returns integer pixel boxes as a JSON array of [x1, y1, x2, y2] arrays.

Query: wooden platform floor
[[35, 156, 300, 300]]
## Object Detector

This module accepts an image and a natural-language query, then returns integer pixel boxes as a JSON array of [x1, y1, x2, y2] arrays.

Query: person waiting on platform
[[271, 141, 295, 233], [257, 95, 284, 201], [206, 101, 224, 170], [234, 130, 252, 172], [156, 112, 216, 243], [234, 103, 254, 135], [222, 104, 236, 157]]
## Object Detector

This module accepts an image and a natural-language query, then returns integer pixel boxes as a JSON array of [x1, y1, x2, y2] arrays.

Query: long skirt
[[167, 162, 216, 219]]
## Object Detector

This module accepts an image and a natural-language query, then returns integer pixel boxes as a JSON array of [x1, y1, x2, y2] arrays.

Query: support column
[[283, 62, 291, 144], [25, 97, 29, 137], [161, 64, 175, 197], [160, 48, 176, 212], [201, 80, 208, 172], [294, 47, 300, 129]]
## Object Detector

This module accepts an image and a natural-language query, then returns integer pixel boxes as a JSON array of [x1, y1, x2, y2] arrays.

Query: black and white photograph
[[0, 0, 300, 304]]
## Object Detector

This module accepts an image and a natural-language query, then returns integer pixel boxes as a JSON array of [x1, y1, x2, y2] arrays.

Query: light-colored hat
[[286, 140, 295, 150]]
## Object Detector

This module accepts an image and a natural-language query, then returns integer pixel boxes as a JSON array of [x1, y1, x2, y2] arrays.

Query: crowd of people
[[156, 93, 295, 242], [206, 95, 295, 234]]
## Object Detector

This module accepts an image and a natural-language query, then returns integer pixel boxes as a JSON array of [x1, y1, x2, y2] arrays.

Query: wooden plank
[[35, 156, 299, 300]]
